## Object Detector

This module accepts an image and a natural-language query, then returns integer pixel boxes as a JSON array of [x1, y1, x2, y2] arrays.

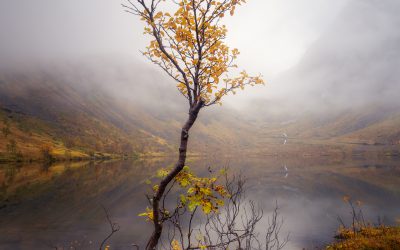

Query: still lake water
[[0, 156, 399, 249]]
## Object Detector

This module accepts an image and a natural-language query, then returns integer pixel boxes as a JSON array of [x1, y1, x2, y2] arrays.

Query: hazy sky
[[0, 0, 347, 76], [227, 0, 400, 112], [1, 0, 399, 114]]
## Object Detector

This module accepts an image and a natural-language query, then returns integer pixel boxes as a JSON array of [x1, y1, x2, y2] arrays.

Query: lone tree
[[124, 0, 263, 249]]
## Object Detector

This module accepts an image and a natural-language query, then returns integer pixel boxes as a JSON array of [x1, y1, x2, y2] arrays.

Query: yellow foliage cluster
[[175, 166, 229, 214], [171, 239, 182, 250], [140, 166, 229, 221], [138, 207, 154, 221], [131, 0, 263, 106]]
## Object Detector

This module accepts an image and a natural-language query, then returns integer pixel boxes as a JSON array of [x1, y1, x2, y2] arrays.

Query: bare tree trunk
[[146, 101, 204, 250]]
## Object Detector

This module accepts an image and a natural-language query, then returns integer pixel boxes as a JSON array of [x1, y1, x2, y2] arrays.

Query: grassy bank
[[0, 149, 140, 164], [327, 196, 400, 249], [327, 225, 400, 249]]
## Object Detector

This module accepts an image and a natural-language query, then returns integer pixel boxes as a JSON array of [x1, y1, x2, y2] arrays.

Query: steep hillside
[[1, 57, 399, 163], [0, 58, 259, 162]]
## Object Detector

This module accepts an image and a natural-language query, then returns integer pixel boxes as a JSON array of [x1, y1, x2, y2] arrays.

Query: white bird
[[284, 165, 288, 172]]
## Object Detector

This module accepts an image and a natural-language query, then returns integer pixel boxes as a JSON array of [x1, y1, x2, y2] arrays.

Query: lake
[[0, 156, 399, 249]]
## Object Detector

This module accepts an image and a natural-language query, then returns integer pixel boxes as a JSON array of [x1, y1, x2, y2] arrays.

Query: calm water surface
[[0, 156, 399, 249]]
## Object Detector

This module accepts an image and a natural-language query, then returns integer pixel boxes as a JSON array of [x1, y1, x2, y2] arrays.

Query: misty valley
[[1, 0, 400, 249]]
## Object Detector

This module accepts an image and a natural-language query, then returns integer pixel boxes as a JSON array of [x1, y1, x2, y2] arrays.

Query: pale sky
[[226, 0, 348, 77], [1, 0, 399, 113], [0, 0, 347, 76]]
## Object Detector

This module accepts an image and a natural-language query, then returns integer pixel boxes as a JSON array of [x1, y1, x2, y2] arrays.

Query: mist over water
[[0, 157, 399, 249], [0, 1, 400, 249]]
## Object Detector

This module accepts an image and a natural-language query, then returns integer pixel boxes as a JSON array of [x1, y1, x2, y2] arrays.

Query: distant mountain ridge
[[1, 0, 400, 161], [0, 59, 399, 162]]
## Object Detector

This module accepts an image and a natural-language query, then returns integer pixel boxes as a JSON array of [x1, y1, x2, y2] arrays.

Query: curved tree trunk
[[146, 101, 203, 250]]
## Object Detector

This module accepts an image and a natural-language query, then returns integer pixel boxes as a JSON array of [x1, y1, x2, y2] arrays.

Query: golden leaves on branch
[[138, 207, 154, 221], [171, 239, 182, 250], [140, 166, 229, 222], [130, 0, 263, 106], [175, 166, 228, 214]]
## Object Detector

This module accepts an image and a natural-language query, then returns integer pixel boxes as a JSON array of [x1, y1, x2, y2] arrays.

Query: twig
[[99, 205, 120, 250]]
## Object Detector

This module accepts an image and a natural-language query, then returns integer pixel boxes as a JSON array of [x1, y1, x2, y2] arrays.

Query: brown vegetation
[[327, 196, 400, 249]]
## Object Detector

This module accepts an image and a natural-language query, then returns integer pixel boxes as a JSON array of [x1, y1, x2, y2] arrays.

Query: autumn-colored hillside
[[1, 58, 399, 162], [0, 59, 258, 162]]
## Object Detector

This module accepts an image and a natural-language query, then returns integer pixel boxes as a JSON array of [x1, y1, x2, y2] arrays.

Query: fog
[[240, 0, 400, 117], [0, 0, 143, 63], [1, 2, 400, 248], [0, 0, 346, 71], [0, 0, 399, 118]]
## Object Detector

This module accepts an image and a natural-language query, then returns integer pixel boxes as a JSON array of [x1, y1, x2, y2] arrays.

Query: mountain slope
[[241, 0, 400, 152], [0, 58, 260, 161]]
